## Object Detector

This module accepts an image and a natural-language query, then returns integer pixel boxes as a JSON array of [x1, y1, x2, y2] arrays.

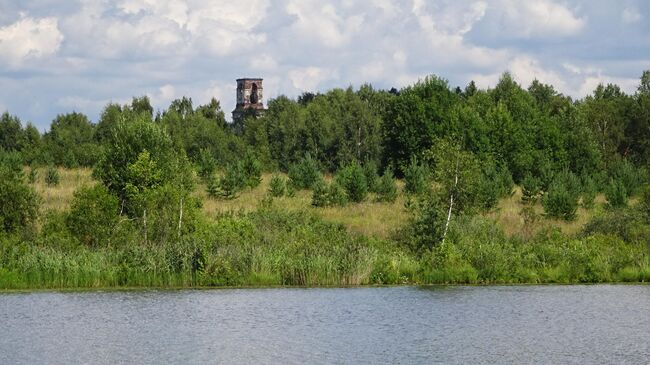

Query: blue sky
[[1, 0, 649, 130]]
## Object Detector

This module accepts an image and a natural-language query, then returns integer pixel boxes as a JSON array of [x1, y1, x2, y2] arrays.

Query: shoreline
[[2, 281, 649, 294]]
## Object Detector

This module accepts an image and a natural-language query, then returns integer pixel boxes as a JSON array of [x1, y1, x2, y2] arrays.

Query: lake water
[[1, 285, 649, 364]]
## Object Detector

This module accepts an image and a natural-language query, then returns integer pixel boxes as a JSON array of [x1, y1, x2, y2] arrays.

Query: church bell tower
[[232, 78, 265, 121]]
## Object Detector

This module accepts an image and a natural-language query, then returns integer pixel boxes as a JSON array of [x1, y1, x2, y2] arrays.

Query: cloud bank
[[0, 0, 649, 129]]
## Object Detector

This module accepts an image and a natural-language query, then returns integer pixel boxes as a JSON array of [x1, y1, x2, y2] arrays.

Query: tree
[[335, 161, 368, 203], [94, 118, 192, 216], [0, 151, 39, 233], [66, 185, 120, 246], [382, 75, 458, 175], [427, 138, 482, 244], [0, 112, 25, 152], [43, 112, 99, 167]]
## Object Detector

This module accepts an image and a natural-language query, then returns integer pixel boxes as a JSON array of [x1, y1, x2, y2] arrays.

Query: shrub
[[196, 148, 217, 180], [581, 175, 597, 209], [363, 161, 379, 192], [207, 163, 245, 199], [311, 180, 329, 207], [609, 158, 648, 197], [639, 184, 650, 220], [28, 168, 37, 184], [0, 151, 39, 233], [543, 180, 579, 220], [241, 151, 262, 188], [605, 179, 628, 209], [521, 174, 541, 204], [336, 162, 368, 203], [328, 181, 348, 206], [477, 162, 514, 210], [288, 153, 322, 190], [583, 208, 650, 244], [403, 157, 429, 195], [311, 180, 348, 207], [543, 171, 581, 220], [66, 185, 120, 247], [374, 169, 398, 203], [45, 166, 60, 186], [268, 174, 286, 197]]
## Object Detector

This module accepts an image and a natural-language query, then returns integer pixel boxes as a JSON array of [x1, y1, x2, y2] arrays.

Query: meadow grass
[[27, 168, 603, 240], [29, 167, 95, 212]]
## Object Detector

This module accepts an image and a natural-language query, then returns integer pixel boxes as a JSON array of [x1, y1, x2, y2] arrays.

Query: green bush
[[605, 179, 628, 209], [583, 208, 650, 244], [268, 174, 286, 197], [0, 151, 39, 233], [609, 158, 648, 197], [28, 168, 37, 184], [581, 175, 597, 209], [403, 157, 429, 195], [66, 185, 120, 247], [288, 153, 322, 190], [639, 185, 650, 220], [93, 119, 193, 216], [374, 169, 398, 203], [521, 174, 541, 204], [311, 180, 348, 207], [363, 161, 379, 192], [336, 162, 368, 203], [543, 173, 580, 221], [311, 180, 329, 207], [196, 148, 217, 180], [477, 162, 514, 210], [207, 163, 245, 199], [242, 151, 262, 188], [45, 166, 60, 186], [328, 181, 348, 206]]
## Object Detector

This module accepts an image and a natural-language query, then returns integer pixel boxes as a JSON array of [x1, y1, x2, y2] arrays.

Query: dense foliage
[[2, 70, 650, 289]]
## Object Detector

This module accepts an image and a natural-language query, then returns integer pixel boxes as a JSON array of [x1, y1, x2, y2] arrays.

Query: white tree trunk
[[177, 197, 184, 238], [143, 208, 147, 245], [441, 156, 460, 245]]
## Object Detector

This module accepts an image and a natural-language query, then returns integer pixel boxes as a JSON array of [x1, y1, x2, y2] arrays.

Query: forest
[[2, 70, 650, 289]]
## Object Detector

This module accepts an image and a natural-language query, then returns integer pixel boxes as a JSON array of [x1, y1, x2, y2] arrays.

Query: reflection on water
[[1, 285, 649, 364]]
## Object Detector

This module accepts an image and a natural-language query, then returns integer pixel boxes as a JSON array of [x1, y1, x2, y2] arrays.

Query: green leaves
[[0, 150, 39, 233]]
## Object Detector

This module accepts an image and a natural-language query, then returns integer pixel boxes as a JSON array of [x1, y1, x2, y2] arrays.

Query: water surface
[[1, 285, 649, 364]]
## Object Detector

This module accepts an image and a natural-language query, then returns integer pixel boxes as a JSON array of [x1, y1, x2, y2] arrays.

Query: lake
[[1, 285, 649, 364]]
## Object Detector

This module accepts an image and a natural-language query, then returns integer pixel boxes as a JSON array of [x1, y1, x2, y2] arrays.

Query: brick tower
[[232, 78, 265, 121]]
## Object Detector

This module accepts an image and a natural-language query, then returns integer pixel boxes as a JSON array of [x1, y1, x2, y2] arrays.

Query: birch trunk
[[441, 155, 460, 245]]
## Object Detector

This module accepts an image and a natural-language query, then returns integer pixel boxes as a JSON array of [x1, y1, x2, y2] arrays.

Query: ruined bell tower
[[232, 78, 265, 121]]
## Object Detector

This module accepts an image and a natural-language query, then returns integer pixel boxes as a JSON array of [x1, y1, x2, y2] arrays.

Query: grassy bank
[[2, 168, 649, 290]]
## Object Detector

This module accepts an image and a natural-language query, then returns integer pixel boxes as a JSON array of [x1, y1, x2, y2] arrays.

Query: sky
[[1, 0, 649, 130]]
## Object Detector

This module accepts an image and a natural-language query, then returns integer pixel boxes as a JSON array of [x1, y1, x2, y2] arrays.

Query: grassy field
[[4, 167, 647, 290], [29, 168, 606, 240]]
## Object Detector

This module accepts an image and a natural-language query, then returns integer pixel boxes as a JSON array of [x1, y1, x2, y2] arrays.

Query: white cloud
[[508, 56, 567, 91], [148, 84, 177, 107], [491, 0, 585, 38], [289, 67, 337, 91], [622, 7, 642, 24], [250, 53, 278, 71], [0, 16, 63, 66], [118, 0, 189, 27], [411, 0, 508, 68], [186, 1, 270, 56], [56, 96, 116, 115], [286, 1, 364, 48], [578, 75, 639, 97]]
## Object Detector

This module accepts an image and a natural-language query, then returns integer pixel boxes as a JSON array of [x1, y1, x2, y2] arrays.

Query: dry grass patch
[[486, 186, 604, 237], [31, 167, 95, 212]]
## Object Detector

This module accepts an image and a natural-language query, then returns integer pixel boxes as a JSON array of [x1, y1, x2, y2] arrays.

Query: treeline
[[4, 71, 650, 181]]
